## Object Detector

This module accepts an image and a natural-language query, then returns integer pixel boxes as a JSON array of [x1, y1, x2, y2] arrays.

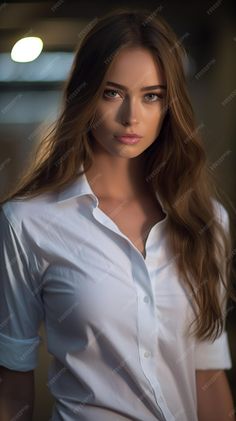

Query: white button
[[143, 295, 150, 303], [144, 350, 151, 358]]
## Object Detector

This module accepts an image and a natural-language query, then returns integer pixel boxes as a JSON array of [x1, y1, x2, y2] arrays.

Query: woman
[[0, 8, 235, 421]]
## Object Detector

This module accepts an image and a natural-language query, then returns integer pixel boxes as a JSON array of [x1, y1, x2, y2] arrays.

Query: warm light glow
[[11, 37, 43, 63]]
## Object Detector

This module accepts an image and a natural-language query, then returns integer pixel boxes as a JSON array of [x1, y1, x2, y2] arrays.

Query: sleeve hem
[[0, 332, 42, 371], [194, 330, 232, 370]]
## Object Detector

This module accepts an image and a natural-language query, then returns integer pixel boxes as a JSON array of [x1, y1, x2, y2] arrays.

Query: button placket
[[130, 247, 175, 421]]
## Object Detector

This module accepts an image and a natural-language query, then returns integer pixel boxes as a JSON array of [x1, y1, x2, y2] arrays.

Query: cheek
[[146, 110, 164, 133], [90, 107, 110, 139], [140, 102, 163, 123], [91, 125, 107, 146], [145, 104, 163, 118], [93, 104, 115, 132]]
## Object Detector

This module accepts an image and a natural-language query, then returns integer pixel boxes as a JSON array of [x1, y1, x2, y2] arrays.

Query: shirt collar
[[56, 163, 167, 215], [56, 163, 97, 203]]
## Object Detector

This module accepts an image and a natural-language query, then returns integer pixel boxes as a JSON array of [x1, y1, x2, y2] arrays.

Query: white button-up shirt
[[0, 165, 232, 421]]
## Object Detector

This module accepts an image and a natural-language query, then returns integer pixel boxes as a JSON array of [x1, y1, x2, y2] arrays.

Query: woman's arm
[[0, 366, 34, 421], [196, 369, 235, 421]]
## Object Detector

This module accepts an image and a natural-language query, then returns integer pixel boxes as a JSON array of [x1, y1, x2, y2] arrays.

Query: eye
[[103, 89, 164, 102], [144, 93, 163, 102], [103, 89, 121, 99]]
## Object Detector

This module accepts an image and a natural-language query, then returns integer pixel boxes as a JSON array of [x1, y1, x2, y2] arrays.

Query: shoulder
[[0, 191, 58, 234]]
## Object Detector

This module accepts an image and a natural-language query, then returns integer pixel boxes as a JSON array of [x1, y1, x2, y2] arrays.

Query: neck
[[85, 155, 150, 201]]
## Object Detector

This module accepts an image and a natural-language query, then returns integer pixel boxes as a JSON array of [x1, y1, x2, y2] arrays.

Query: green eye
[[103, 89, 163, 101], [144, 93, 163, 102], [103, 89, 120, 98]]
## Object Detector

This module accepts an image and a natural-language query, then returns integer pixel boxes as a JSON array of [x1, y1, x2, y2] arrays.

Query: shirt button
[[143, 295, 150, 303], [144, 350, 151, 358]]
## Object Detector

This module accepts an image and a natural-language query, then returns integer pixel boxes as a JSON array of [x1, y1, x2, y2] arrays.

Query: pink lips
[[115, 135, 142, 145]]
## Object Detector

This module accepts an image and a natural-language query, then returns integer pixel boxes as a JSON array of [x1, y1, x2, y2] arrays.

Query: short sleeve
[[0, 206, 44, 371], [194, 202, 232, 370], [194, 331, 232, 370]]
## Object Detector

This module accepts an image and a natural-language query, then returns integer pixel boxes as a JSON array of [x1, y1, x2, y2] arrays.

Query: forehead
[[105, 46, 166, 88]]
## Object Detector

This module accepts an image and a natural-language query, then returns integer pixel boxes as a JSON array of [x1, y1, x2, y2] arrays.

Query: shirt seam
[[1, 203, 41, 294]]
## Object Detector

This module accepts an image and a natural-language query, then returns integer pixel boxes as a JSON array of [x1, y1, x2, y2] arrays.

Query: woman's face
[[90, 46, 167, 159]]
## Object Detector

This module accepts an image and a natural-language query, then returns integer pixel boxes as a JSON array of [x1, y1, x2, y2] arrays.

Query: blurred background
[[0, 0, 235, 419]]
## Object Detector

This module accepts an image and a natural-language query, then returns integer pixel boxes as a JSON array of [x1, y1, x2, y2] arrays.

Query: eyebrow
[[105, 81, 167, 91]]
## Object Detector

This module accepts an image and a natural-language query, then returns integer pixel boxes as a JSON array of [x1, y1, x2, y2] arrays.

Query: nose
[[121, 97, 139, 126]]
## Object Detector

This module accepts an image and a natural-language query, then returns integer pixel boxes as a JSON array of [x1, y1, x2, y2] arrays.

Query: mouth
[[114, 134, 142, 145]]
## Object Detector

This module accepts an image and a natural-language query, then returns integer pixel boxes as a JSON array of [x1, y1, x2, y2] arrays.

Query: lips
[[115, 135, 142, 145], [116, 133, 142, 138]]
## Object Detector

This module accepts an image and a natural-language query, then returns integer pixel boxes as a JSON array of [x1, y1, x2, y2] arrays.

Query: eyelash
[[103, 89, 163, 102]]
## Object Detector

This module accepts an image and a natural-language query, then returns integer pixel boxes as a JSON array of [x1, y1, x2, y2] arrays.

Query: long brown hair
[[1, 8, 235, 341]]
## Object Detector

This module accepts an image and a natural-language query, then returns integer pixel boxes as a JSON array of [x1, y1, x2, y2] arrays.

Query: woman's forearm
[[0, 366, 34, 421], [0, 398, 33, 421], [196, 369, 235, 421]]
